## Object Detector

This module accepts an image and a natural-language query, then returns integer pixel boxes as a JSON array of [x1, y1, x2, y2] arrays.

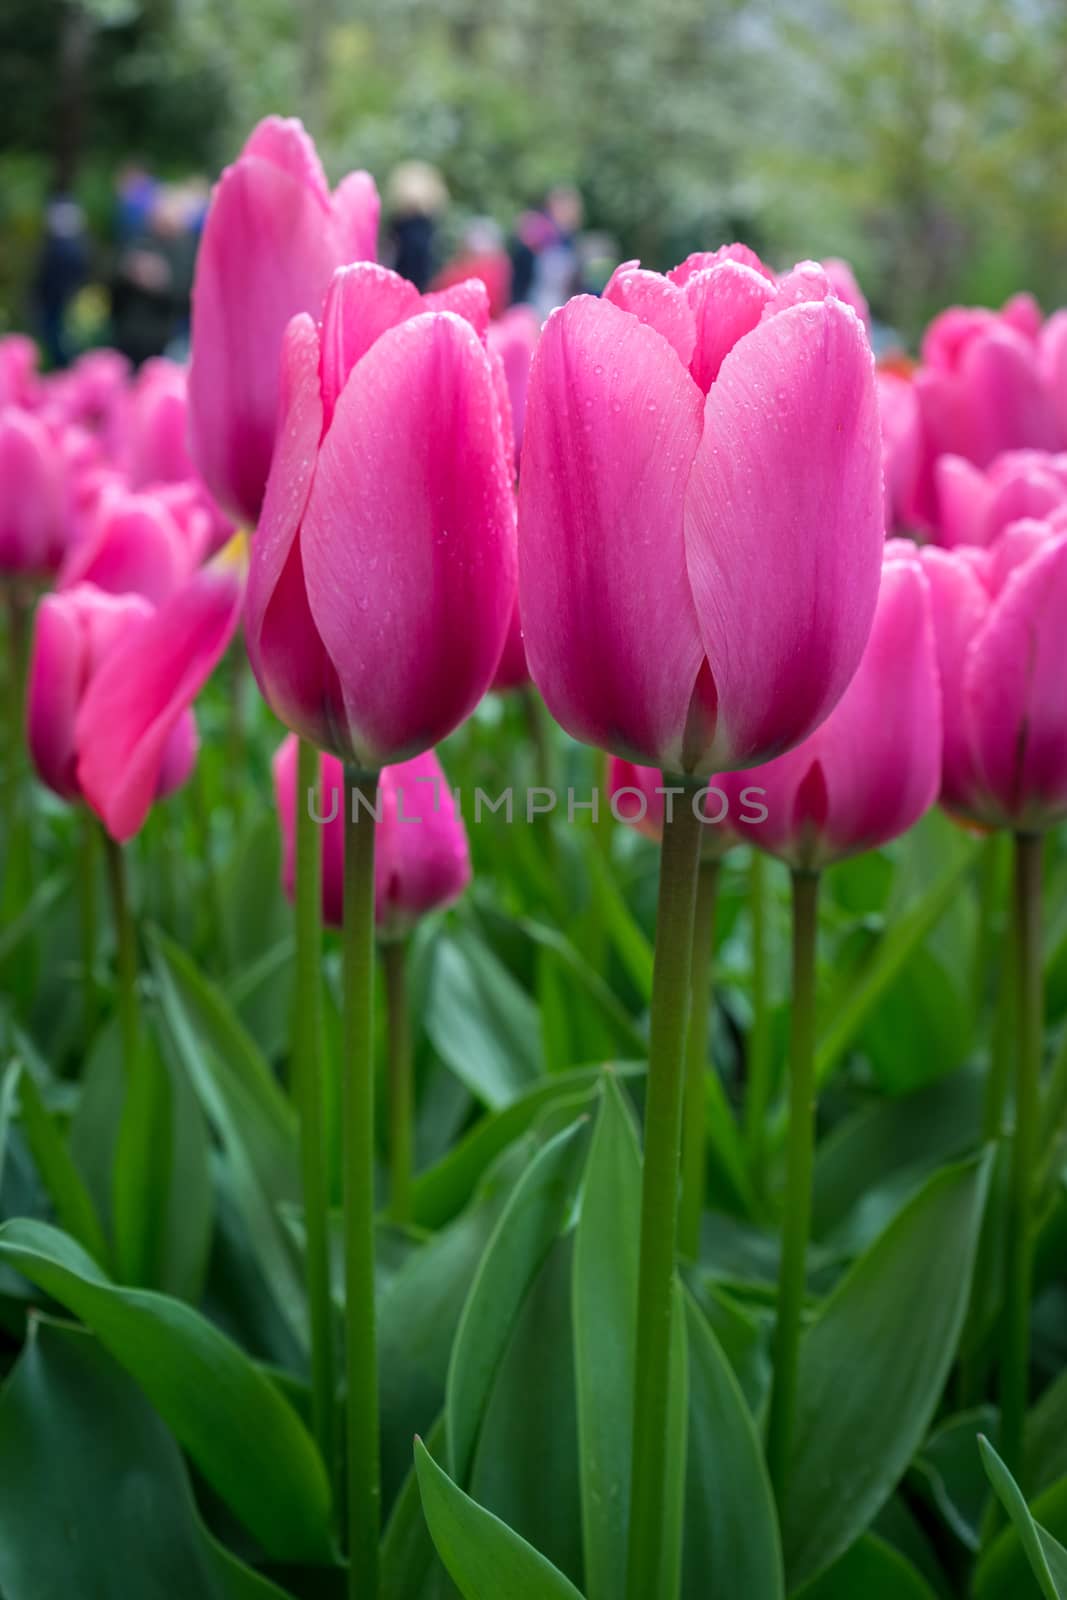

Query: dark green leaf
[[425, 930, 543, 1108], [979, 1437, 1067, 1600], [794, 1534, 939, 1599], [14, 1065, 109, 1266]]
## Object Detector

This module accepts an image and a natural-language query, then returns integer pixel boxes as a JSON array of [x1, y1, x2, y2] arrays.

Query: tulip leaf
[[13, 1064, 109, 1267], [975, 1476, 1067, 1600], [446, 1118, 587, 1484], [793, 1534, 939, 1599], [682, 1287, 784, 1599], [0, 1219, 332, 1562], [783, 1151, 992, 1589], [381, 1414, 458, 1600], [572, 1075, 691, 1600], [415, 1439, 584, 1600], [147, 928, 306, 1344], [425, 929, 543, 1109], [0, 1317, 293, 1600], [979, 1438, 1067, 1600]]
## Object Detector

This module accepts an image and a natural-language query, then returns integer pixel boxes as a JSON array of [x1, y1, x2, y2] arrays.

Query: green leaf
[[0, 1220, 332, 1562], [415, 1439, 583, 1600], [979, 1437, 1067, 1600], [425, 930, 543, 1109], [446, 1119, 587, 1483], [682, 1289, 784, 1599], [976, 1476, 1067, 1600], [0, 1318, 293, 1600], [1028, 1367, 1067, 1495], [783, 1152, 992, 1589], [794, 1534, 939, 1599], [571, 1077, 690, 1600], [112, 1022, 174, 1288], [382, 1414, 458, 1600], [814, 840, 979, 1087], [913, 1406, 998, 1551], [584, 845, 654, 1001], [14, 1064, 109, 1267], [0, 1058, 18, 1192], [148, 929, 305, 1344]]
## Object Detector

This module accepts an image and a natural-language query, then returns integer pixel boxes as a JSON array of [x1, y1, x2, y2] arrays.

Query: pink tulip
[[490, 598, 529, 693], [517, 250, 884, 775], [41, 349, 131, 441], [920, 519, 1067, 830], [877, 367, 921, 532], [273, 736, 470, 936], [246, 263, 517, 770], [0, 408, 68, 576], [0, 335, 39, 409], [821, 258, 871, 330], [933, 449, 1067, 549], [188, 116, 380, 525], [608, 756, 737, 857], [718, 547, 941, 869], [59, 487, 198, 605], [27, 554, 243, 839], [912, 294, 1064, 527], [487, 306, 541, 468], [123, 358, 196, 487]]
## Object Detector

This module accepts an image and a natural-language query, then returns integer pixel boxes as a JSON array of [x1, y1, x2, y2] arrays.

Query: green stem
[[745, 850, 772, 1197], [1000, 831, 1043, 1482], [226, 639, 249, 821], [3, 585, 30, 865], [626, 783, 704, 1600], [103, 833, 139, 1070], [78, 811, 97, 1045], [342, 766, 381, 1599], [766, 868, 820, 1510], [971, 834, 1006, 1019], [678, 857, 720, 1260], [384, 939, 413, 1225], [983, 912, 1017, 1144], [294, 739, 336, 1493]]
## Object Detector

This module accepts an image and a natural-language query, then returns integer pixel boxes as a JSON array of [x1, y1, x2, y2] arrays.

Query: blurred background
[[4, 0, 1067, 367]]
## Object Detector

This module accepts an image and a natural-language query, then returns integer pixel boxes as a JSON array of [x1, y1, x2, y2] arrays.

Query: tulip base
[[766, 867, 820, 1509], [627, 782, 704, 1600], [1000, 830, 1043, 1481], [294, 738, 336, 1491], [342, 766, 381, 1599]]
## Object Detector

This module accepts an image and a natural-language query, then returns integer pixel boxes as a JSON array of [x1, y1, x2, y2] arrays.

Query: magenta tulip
[[273, 736, 470, 935], [487, 305, 540, 468], [518, 250, 884, 775], [911, 294, 1065, 526], [246, 263, 517, 770], [933, 449, 1067, 549], [920, 519, 1067, 831], [877, 367, 921, 532], [0, 335, 39, 409], [123, 357, 196, 487], [28, 556, 242, 839], [0, 408, 68, 577], [59, 488, 199, 604], [719, 547, 942, 869], [188, 117, 380, 525]]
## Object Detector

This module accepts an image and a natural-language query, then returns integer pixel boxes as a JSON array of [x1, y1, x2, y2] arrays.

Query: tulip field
[[3, 116, 1067, 1600]]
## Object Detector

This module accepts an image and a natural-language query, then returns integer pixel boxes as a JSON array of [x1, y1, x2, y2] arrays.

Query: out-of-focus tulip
[[921, 520, 1067, 831], [487, 306, 540, 469], [246, 263, 517, 770], [188, 116, 380, 526], [912, 294, 1065, 527], [719, 548, 942, 869], [41, 349, 131, 442], [273, 737, 470, 935], [123, 357, 196, 487], [821, 258, 871, 330], [608, 756, 743, 859], [28, 552, 243, 839], [877, 366, 920, 531], [933, 449, 1067, 549], [59, 488, 198, 604], [518, 250, 884, 776], [0, 408, 68, 576], [0, 335, 39, 409]]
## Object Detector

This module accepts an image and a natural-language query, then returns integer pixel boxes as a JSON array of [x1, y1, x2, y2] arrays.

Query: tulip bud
[[0, 408, 68, 578], [518, 248, 884, 776], [28, 554, 243, 839], [921, 520, 1067, 831], [246, 263, 516, 770], [273, 737, 470, 936], [188, 117, 380, 525], [718, 548, 942, 869]]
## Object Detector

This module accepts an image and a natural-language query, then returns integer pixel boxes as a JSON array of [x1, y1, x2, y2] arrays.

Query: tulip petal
[[59, 494, 190, 605], [684, 298, 883, 768], [27, 597, 85, 801], [602, 263, 696, 369], [965, 532, 1067, 827], [919, 546, 993, 815], [301, 312, 517, 768], [423, 279, 491, 339], [77, 562, 243, 841], [683, 261, 775, 393], [667, 243, 774, 287], [319, 264, 421, 428], [518, 295, 707, 770], [241, 116, 331, 205], [331, 170, 381, 263]]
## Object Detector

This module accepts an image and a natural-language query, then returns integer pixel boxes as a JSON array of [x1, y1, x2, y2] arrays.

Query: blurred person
[[384, 160, 448, 292], [31, 194, 90, 367], [113, 161, 158, 243], [430, 217, 511, 319], [510, 184, 584, 318], [110, 186, 197, 366]]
